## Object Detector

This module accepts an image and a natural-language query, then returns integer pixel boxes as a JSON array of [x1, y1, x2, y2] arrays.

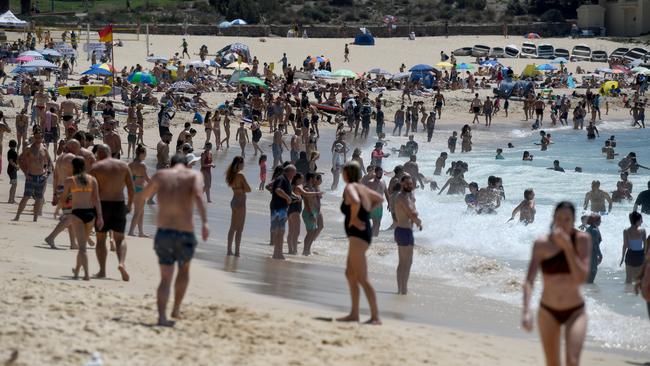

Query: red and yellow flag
[[98, 25, 113, 42]]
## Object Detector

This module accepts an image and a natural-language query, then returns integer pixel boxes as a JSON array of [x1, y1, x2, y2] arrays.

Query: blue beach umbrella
[[455, 63, 474, 70], [218, 21, 232, 28], [551, 57, 568, 64], [536, 63, 557, 71], [480, 60, 500, 68], [313, 70, 333, 78], [82, 67, 113, 76], [409, 64, 435, 72]]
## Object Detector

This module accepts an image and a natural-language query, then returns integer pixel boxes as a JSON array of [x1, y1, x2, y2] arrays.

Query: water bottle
[[84, 352, 103, 366]]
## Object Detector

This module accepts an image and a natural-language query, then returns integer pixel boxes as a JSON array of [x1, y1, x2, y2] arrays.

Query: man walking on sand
[[89, 144, 134, 281], [393, 174, 422, 295], [13, 129, 52, 222], [141, 153, 209, 327], [271, 165, 296, 260]]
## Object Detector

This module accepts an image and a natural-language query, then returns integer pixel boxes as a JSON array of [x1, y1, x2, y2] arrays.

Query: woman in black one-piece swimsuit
[[522, 202, 591, 366], [337, 162, 383, 325]]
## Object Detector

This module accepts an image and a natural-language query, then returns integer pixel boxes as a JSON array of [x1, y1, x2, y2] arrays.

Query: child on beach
[[447, 131, 457, 153], [495, 148, 504, 160], [503, 98, 509, 117], [200, 143, 215, 202], [7, 139, 18, 204], [258, 154, 267, 190], [465, 182, 479, 212]]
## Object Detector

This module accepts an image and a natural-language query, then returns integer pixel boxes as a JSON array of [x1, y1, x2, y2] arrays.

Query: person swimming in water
[[583, 180, 612, 214], [522, 201, 591, 366], [509, 188, 536, 224]]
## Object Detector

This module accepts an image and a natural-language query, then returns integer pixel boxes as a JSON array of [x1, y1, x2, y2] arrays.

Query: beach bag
[[641, 260, 650, 302]]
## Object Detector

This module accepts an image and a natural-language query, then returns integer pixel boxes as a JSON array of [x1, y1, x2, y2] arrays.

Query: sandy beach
[[1, 32, 649, 365]]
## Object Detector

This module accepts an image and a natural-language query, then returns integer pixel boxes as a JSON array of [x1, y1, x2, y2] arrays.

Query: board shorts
[[370, 206, 383, 220], [394, 227, 414, 246], [154, 228, 197, 267], [128, 133, 136, 144], [24, 173, 47, 199], [301, 209, 319, 231], [535, 108, 543, 115], [97, 201, 127, 233], [8, 170, 17, 184], [62, 115, 74, 123], [44, 128, 59, 144], [473, 107, 480, 114], [270, 207, 288, 231]]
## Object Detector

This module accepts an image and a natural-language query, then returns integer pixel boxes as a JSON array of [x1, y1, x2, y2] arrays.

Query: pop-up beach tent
[[354, 28, 375, 46], [216, 43, 251, 67], [0, 10, 28, 28], [494, 80, 534, 99]]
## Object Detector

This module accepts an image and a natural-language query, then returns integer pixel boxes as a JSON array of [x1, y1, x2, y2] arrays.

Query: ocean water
[[362, 121, 650, 352]]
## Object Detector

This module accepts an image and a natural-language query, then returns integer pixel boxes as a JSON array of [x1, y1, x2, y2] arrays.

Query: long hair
[[225, 156, 244, 186], [72, 157, 87, 186], [551, 201, 575, 231], [134, 144, 146, 162]]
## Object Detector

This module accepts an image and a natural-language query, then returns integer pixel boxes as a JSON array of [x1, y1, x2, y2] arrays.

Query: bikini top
[[541, 231, 577, 275], [70, 176, 92, 193]]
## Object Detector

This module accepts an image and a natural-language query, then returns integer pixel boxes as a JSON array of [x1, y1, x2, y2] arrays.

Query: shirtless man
[[15, 108, 28, 152], [534, 98, 545, 125], [33, 86, 49, 126], [470, 94, 481, 124], [509, 188, 536, 224], [42, 107, 60, 157], [393, 175, 422, 295], [403, 155, 424, 189], [141, 153, 209, 327], [364, 166, 390, 237], [89, 144, 135, 281], [60, 94, 79, 129], [583, 180, 613, 214], [45, 141, 77, 249], [290, 130, 301, 163], [13, 130, 53, 222], [433, 91, 445, 119], [157, 132, 172, 170], [302, 173, 324, 256], [102, 121, 122, 159], [271, 130, 289, 168]]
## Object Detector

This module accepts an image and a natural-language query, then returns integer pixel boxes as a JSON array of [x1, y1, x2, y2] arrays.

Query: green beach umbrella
[[332, 69, 358, 79], [128, 72, 157, 85], [455, 63, 474, 70], [238, 76, 268, 88]]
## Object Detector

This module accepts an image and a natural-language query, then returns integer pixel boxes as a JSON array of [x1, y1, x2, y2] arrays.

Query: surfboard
[[311, 102, 343, 113], [58, 85, 112, 97]]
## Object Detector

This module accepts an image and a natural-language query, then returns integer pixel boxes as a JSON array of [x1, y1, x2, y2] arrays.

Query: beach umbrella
[[332, 69, 358, 79], [22, 59, 58, 68], [238, 76, 268, 88], [15, 56, 33, 62], [10, 66, 38, 74], [536, 64, 557, 71], [203, 59, 219, 67], [631, 66, 649, 74], [166, 65, 178, 71], [38, 48, 62, 57], [230, 19, 247, 25], [367, 68, 392, 75], [480, 60, 500, 68], [436, 61, 454, 69], [82, 67, 113, 76], [596, 67, 613, 73], [313, 70, 333, 78], [551, 57, 568, 64], [146, 56, 168, 63], [391, 72, 411, 80], [170, 81, 195, 91], [128, 72, 157, 85], [612, 65, 631, 74], [226, 61, 251, 69], [455, 63, 474, 70], [639, 69, 650, 76], [294, 71, 314, 80], [91, 63, 115, 73], [409, 64, 435, 72], [218, 21, 232, 29], [19, 50, 44, 59], [524, 32, 541, 39], [309, 56, 329, 64], [187, 60, 207, 68]]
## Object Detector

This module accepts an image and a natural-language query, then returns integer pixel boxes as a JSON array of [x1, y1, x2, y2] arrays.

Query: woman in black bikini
[[338, 162, 383, 325], [57, 157, 103, 281], [522, 201, 591, 366]]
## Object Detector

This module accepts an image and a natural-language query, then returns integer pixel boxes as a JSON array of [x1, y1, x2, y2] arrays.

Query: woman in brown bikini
[[225, 156, 251, 256], [522, 201, 591, 366]]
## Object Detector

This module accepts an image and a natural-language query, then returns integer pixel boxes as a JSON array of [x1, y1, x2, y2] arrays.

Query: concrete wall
[[577, 5, 605, 28]]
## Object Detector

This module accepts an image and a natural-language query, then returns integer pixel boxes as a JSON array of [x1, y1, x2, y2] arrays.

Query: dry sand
[[0, 32, 645, 365]]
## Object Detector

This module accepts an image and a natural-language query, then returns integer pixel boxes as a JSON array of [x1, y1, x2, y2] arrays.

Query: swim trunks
[[301, 209, 319, 231], [270, 208, 288, 230], [97, 200, 127, 233], [24, 174, 47, 199], [128, 133, 136, 144], [154, 228, 197, 267], [394, 227, 414, 246]]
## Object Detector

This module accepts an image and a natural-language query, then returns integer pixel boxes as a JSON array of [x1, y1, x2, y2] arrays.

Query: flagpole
[[110, 24, 115, 100]]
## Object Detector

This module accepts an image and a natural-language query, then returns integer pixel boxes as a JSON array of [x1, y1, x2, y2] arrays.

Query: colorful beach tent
[[354, 28, 375, 46], [520, 64, 541, 78], [216, 43, 251, 66], [599, 81, 619, 96], [0, 10, 28, 27]]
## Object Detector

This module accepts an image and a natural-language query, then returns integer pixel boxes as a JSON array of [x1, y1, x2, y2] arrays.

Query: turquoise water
[[371, 121, 650, 351]]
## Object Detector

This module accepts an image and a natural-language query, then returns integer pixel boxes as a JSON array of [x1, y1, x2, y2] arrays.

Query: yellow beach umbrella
[[436, 61, 454, 69]]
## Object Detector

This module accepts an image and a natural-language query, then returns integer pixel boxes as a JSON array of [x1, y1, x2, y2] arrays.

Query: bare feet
[[171, 311, 182, 319], [227, 251, 233, 256], [45, 237, 57, 249], [234, 252, 240, 257], [95, 271, 106, 279], [138, 233, 149, 238], [70, 244, 79, 250], [336, 314, 359, 322], [364, 318, 382, 325], [110, 241, 116, 251], [157, 319, 175, 327], [127, 232, 135, 237], [72, 267, 79, 280], [118, 265, 130, 281], [272, 254, 286, 260]]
